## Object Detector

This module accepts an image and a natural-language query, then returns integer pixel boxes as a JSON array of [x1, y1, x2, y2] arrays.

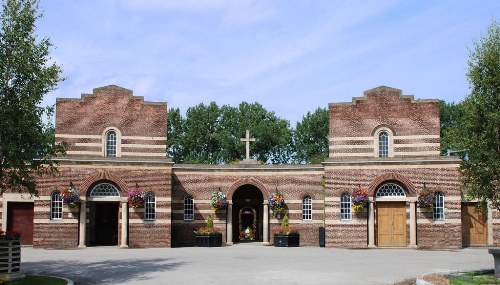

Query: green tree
[[167, 101, 293, 164], [460, 20, 500, 209], [183, 102, 223, 164], [167, 107, 185, 163], [293, 107, 328, 163], [439, 100, 466, 156], [0, 0, 65, 195]]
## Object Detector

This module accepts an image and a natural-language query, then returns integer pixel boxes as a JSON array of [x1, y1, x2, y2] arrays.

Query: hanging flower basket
[[128, 187, 145, 209], [417, 188, 435, 209], [210, 190, 228, 212], [268, 191, 285, 218], [352, 188, 368, 212], [61, 186, 80, 208]]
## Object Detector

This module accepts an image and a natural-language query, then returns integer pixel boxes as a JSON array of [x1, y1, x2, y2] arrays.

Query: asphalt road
[[20, 244, 493, 285]]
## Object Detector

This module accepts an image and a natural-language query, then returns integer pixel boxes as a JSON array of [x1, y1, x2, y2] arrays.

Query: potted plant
[[418, 187, 435, 210], [128, 186, 145, 209], [194, 214, 222, 247], [273, 214, 299, 247], [352, 188, 368, 212], [61, 184, 80, 208], [0, 230, 21, 276], [268, 190, 285, 218], [210, 189, 228, 213]]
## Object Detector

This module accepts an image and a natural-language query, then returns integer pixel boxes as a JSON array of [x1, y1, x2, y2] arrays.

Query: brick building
[[0, 85, 495, 248]]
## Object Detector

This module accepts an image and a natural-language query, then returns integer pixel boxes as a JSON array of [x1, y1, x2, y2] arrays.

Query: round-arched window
[[375, 182, 406, 197], [90, 183, 120, 197]]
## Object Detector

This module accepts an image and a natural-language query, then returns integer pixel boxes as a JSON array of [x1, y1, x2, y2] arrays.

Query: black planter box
[[274, 235, 299, 247], [195, 235, 222, 247]]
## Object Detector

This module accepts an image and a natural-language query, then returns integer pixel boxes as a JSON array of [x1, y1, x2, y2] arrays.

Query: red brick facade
[[0, 85, 493, 249]]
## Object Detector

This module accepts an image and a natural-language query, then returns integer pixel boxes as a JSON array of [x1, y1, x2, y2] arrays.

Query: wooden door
[[7, 202, 34, 245], [462, 203, 487, 245], [377, 202, 407, 247]]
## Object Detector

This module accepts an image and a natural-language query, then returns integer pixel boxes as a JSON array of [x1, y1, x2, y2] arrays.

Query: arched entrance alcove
[[87, 181, 122, 246], [232, 185, 263, 243], [375, 181, 408, 247]]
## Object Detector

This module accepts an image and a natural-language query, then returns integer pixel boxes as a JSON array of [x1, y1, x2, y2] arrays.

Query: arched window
[[378, 131, 389, 157], [184, 196, 194, 221], [433, 192, 444, 220], [90, 183, 120, 197], [302, 196, 312, 221], [106, 130, 117, 157], [50, 191, 63, 220], [340, 193, 351, 221], [376, 183, 406, 197], [144, 192, 156, 221]]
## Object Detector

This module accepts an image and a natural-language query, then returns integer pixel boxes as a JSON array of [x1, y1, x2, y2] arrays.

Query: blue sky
[[37, 0, 500, 125]]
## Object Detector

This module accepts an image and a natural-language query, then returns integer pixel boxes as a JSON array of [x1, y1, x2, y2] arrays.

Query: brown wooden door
[[7, 202, 34, 245], [377, 202, 407, 247], [462, 203, 487, 245]]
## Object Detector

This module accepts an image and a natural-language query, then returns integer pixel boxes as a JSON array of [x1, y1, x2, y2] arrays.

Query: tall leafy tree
[[167, 101, 293, 164], [167, 107, 185, 163], [293, 107, 328, 164], [460, 20, 500, 209], [0, 0, 65, 195], [439, 100, 466, 156]]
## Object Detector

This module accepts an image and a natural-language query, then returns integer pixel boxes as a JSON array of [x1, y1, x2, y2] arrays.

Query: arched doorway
[[232, 185, 263, 243], [375, 182, 407, 247], [87, 182, 121, 246]]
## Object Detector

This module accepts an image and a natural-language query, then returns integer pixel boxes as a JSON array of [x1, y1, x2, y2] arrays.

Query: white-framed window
[[144, 192, 156, 221], [374, 127, 393, 158], [106, 130, 117, 157], [184, 196, 194, 221], [378, 131, 389, 157], [340, 192, 351, 221], [302, 196, 312, 221], [50, 191, 63, 220], [433, 192, 444, 220]]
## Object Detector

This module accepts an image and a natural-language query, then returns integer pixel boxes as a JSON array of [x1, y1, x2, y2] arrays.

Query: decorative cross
[[240, 130, 256, 160]]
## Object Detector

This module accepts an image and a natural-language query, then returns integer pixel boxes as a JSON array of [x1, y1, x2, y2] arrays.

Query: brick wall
[[55, 85, 167, 158], [171, 164, 324, 247], [328, 86, 440, 158]]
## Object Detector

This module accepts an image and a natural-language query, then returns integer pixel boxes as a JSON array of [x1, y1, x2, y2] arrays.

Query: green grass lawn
[[449, 270, 499, 285], [4, 275, 67, 285]]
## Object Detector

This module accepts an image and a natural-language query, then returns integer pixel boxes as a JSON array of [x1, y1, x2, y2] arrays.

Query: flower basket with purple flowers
[[352, 188, 369, 212], [61, 185, 80, 208], [417, 187, 435, 209]]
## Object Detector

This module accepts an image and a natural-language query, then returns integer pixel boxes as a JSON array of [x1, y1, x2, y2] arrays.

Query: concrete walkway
[[20, 244, 493, 285]]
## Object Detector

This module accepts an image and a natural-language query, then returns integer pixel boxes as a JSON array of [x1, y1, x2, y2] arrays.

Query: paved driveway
[[21, 244, 493, 285]]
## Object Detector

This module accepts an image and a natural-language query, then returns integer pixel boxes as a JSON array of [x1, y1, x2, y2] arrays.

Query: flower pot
[[274, 235, 299, 247], [195, 235, 222, 247], [0, 240, 21, 274]]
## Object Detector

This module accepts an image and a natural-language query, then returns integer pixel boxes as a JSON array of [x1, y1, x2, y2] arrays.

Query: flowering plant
[[210, 190, 228, 211], [194, 214, 221, 236], [268, 191, 285, 215], [240, 227, 255, 240], [418, 188, 435, 209], [61, 186, 80, 208], [0, 230, 21, 240], [352, 188, 369, 212], [128, 187, 145, 209], [274, 214, 298, 236]]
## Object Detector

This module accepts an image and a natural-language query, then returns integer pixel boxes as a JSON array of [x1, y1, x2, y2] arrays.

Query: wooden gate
[[377, 202, 406, 247], [462, 203, 487, 246], [7, 202, 34, 245]]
